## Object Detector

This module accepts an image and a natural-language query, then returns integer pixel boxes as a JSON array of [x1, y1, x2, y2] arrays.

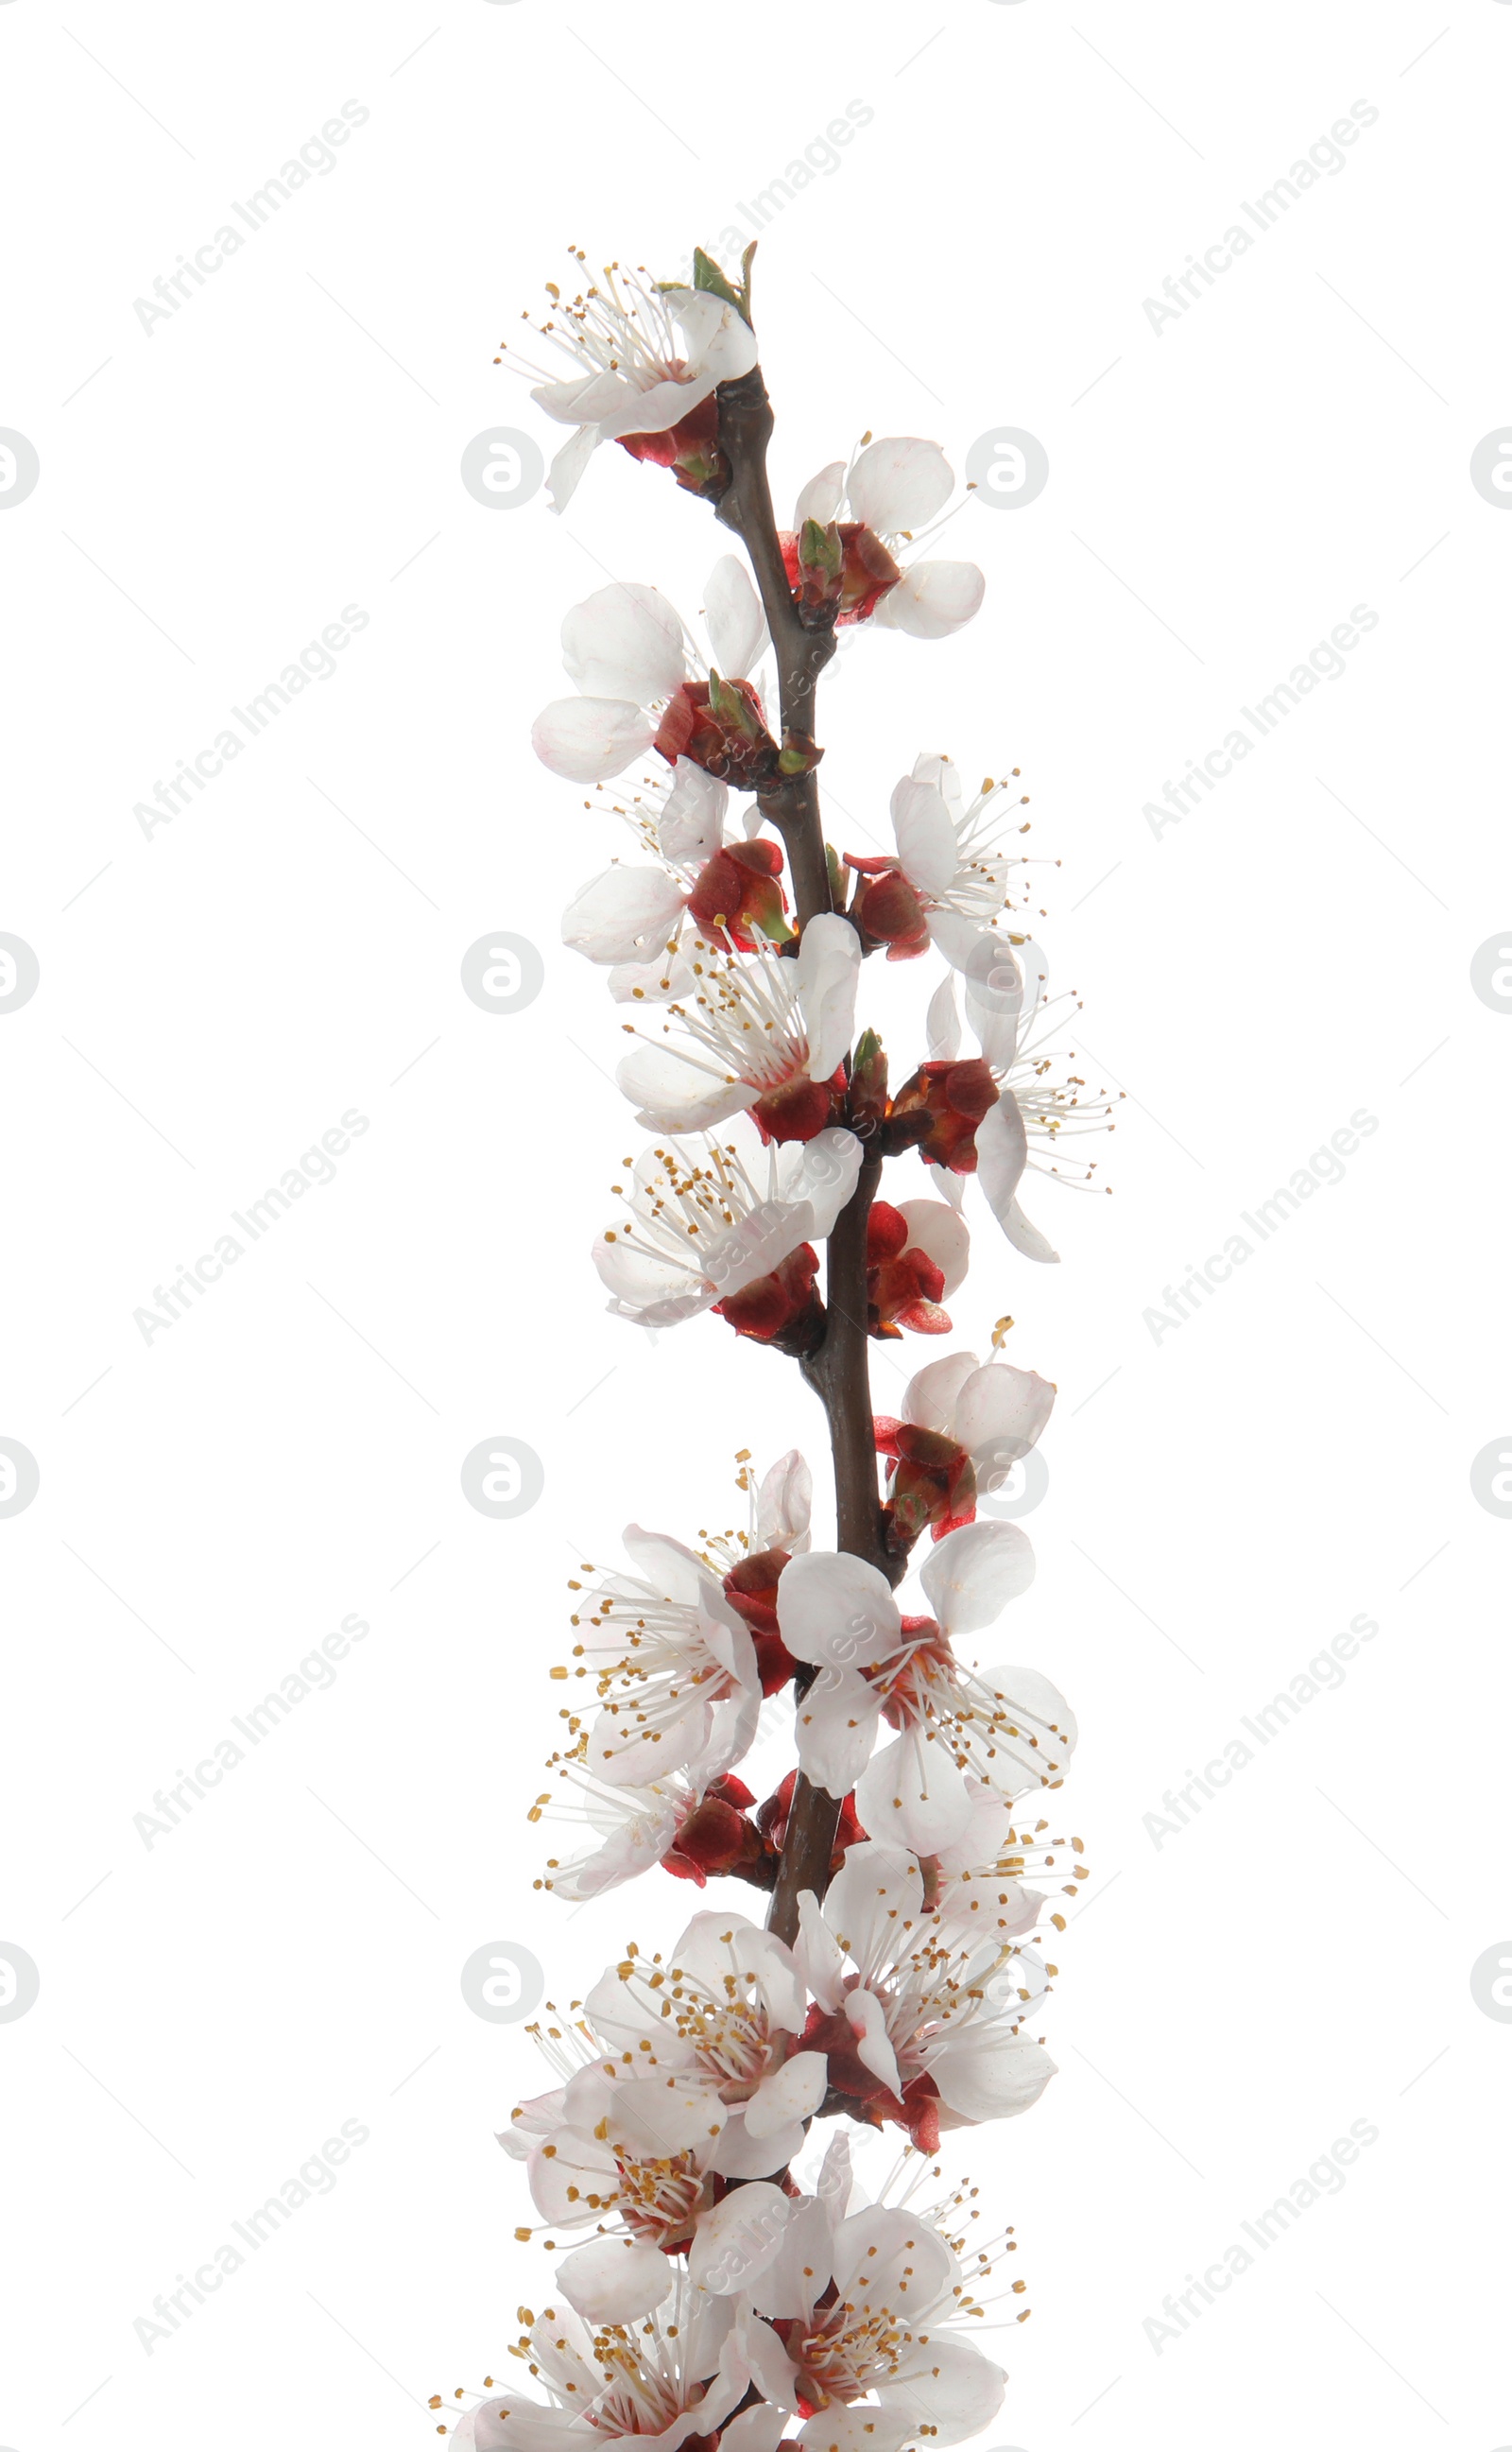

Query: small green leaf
[[799, 516, 843, 577], [692, 247, 743, 311]]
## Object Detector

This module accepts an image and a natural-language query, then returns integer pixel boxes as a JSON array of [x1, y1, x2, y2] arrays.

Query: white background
[[2, 1, 1509, 2444]]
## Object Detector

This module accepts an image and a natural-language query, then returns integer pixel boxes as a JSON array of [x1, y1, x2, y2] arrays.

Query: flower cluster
[[442, 248, 1110, 2450]]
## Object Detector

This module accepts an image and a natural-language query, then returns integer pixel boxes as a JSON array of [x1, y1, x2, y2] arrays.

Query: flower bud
[[616, 393, 730, 497], [686, 838, 792, 949], [873, 1416, 976, 1548], [866, 1201, 951, 1339], [712, 1243, 824, 1353], [654, 673, 779, 787], [846, 858, 931, 959], [888, 1057, 998, 1170], [780, 520, 902, 624], [721, 1548, 799, 1693]]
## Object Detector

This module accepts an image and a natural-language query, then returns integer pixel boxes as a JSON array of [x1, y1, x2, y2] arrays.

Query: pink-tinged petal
[[855, 1731, 972, 1859], [690, 2183, 794, 2295], [895, 1200, 971, 1296], [747, 2050, 828, 2137], [953, 1358, 1056, 1474], [711, 2105, 809, 2179], [882, 2335, 1006, 2446], [777, 1549, 900, 1668], [667, 285, 760, 384], [608, 948, 696, 1005], [922, 1519, 1036, 1632], [889, 773, 957, 895], [924, 2029, 1057, 2124], [757, 1449, 813, 1552], [975, 1088, 1028, 1225], [593, 1233, 711, 1326], [971, 1662, 1079, 1794], [820, 1839, 923, 1962], [925, 970, 961, 1061], [799, 2412, 913, 2452], [721, 2405, 789, 2452], [794, 460, 847, 530], [704, 555, 769, 681], [732, 2308, 800, 2412], [454, 2396, 513, 2451], [931, 1776, 1019, 1876], [1001, 1193, 1060, 1264], [912, 749, 965, 819], [794, 936, 865, 1087], [617, 1042, 759, 1134], [544, 423, 600, 514], [843, 1984, 902, 2095], [873, 558, 986, 639], [785, 1127, 864, 1238], [902, 1349, 979, 1435], [847, 437, 954, 534], [554, 2238, 673, 2324], [658, 759, 730, 863], [620, 1524, 715, 1605], [793, 1891, 846, 2012], [795, 913, 861, 1080], [531, 370, 630, 427], [794, 1665, 882, 1794], [532, 697, 653, 784], [560, 581, 687, 703], [562, 865, 687, 966]]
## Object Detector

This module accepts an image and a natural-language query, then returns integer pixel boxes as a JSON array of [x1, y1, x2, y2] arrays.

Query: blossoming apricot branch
[[438, 245, 1113, 2451]]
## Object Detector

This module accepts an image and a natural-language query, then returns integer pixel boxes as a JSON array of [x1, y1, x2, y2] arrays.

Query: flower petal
[[795, 913, 862, 1080], [711, 2105, 809, 2179], [544, 423, 601, 514], [889, 773, 957, 896], [554, 2237, 674, 2324], [921, 1519, 1036, 1632], [777, 1549, 901, 1668], [617, 1041, 759, 1134], [895, 1200, 971, 1297], [925, 2029, 1057, 2124], [658, 759, 730, 863], [794, 460, 847, 530], [704, 555, 769, 682], [975, 1088, 1029, 1227], [953, 1358, 1056, 1477], [1000, 1192, 1060, 1264], [757, 1449, 813, 1552], [873, 558, 986, 639], [794, 1664, 882, 1794], [691, 2183, 794, 2296], [562, 865, 687, 965], [855, 1730, 973, 1859], [902, 1349, 979, 1435], [847, 437, 954, 535], [925, 970, 961, 1061], [561, 581, 687, 703], [532, 697, 654, 784], [747, 2049, 829, 2137]]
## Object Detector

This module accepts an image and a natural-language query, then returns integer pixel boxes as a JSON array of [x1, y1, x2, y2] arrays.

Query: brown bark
[[713, 360, 909, 1948]]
